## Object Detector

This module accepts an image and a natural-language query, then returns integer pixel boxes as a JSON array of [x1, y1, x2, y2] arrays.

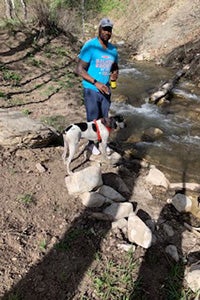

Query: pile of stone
[[65, 161, 200, 293]]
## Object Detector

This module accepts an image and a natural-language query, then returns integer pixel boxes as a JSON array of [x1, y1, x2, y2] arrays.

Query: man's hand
[[95, 82, 110, 94]]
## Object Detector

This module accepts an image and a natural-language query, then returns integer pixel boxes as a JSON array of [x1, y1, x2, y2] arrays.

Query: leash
[[94, 119, 112, 142]]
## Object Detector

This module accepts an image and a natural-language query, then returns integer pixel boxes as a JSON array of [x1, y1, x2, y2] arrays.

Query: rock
[[145, 165, 170, 189], [98, 185, 126, 202], [142, 127, 164, 142], [185, 264, 200, 292], [171, 193, 192, 212], [127, 212, 152, 249], [117, 243, 136, 252], [165, 245, 179, 262], [130, 177, 153, 202], [163, 223, 174, 237], [79, 192, 107, 207], [108, 151, 122, 165], [35, 162, 47, 173], [102, 172, 131, 197], [112, 218, 128, 230], [65, 164, 103, 194], [0, 109, 58, 148], [103, 202, 133, 220], [112, 94, 129, 103]]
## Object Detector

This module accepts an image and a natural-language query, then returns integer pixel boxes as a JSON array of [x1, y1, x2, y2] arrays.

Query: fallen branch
[[148, 64, 190, 105], [184, 222, 200, 237]]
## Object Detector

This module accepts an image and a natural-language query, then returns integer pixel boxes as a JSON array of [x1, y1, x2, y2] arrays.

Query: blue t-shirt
[[78, 37, 118, 91]]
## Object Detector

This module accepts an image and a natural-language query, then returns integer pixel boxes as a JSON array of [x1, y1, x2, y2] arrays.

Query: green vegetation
[[164, 263, 196, 300], [2, 70, 22, 86], [40, 115, 66, 132], [21, 108, 31, 116], [39, 239, 47, 251], [7, 292, 22, 300], [89, 249, 140, 299], [17, 193, 34, 206], [0, 91, 6, 97]]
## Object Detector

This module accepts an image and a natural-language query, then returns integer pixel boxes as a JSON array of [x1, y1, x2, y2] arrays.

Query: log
[[184, 222, 200, 238], [148, 64, 190, 105]]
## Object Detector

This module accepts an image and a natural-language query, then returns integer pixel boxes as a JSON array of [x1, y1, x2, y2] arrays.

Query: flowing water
[[110, 59, 200, 183]]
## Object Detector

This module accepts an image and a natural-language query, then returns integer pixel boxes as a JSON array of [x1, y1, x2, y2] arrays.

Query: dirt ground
[[1, 4, 200, 299]]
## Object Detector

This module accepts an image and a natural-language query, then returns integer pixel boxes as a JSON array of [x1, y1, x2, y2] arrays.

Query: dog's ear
[[114, 114, 124, 123], [101, 117, 117, 129]]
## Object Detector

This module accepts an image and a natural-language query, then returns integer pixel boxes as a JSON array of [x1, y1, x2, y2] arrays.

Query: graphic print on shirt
[[96, 57, 114, 76]]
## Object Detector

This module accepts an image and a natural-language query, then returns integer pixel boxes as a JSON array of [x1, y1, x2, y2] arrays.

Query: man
[[75, 17, 119, 155]]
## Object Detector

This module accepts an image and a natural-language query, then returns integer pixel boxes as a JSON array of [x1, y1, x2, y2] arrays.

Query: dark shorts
[[83, 88, 111, 121]]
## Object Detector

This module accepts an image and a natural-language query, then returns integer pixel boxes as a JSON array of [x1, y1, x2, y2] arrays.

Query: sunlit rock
[[103, 202, 133, 220], [65, 165, 103, 194], [145, 165, 170, 189], [185, 264, 200, 292], [127, 212, 152, 249]]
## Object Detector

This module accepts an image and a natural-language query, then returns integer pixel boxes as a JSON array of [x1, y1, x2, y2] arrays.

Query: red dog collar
[[94, 119, 102, 142], [94, 119, 112, 142]]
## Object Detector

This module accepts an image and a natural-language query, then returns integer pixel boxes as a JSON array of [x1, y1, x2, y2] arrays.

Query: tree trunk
[[5, 0, 14, 19], [20, 0, 27, 20], [5, 0, 27, 20], [148, 65, 190, 105]]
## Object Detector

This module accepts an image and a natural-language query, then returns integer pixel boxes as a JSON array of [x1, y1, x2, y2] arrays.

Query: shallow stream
[[111, 58, 200, 183]]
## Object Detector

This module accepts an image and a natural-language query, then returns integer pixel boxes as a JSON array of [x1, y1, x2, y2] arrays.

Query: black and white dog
[[62, 115, 125, 175]]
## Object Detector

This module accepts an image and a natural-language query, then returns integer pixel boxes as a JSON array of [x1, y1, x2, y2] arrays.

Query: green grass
[[7, 292, 22, 300], [0, 91, 6, 97], [163, 263, 199, 300], [89, 249, 139, 299], [40, 114, 66, 132], [100, 0, 129, 14], [21, 108, 31, 115], [39, 239, 47, 251], [2, 70, 22, 86], [17, 193, 34, 206]]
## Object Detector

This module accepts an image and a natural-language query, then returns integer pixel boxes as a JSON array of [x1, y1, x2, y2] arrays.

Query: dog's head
[[113, 114, 126, 129], [101, 115, 126, 129]]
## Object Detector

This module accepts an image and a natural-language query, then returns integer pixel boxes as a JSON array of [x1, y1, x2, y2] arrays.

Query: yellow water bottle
[[110, 80, 117, 89]]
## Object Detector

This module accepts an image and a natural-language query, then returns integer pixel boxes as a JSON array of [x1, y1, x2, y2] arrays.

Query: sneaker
[[106, 146, 112, 155], [88, 144, 100, 155]]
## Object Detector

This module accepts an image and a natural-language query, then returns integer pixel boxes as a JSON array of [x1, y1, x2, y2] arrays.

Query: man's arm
[[75, 58, 110, 94], [75, 59, 96, 84]]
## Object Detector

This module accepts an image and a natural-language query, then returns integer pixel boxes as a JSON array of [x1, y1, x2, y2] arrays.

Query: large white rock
[[98, 185, 126, 202], [130, 177, 153, 202], [127, 213, 152, 249], [112, 218, 128, 230], [103, 202, 133, 220], [65, 165, 103, 194], [185, 264, 200, 292], [145, 165, 170, 189], [0, 109, 57, 148], [79, 192, 107, 207]]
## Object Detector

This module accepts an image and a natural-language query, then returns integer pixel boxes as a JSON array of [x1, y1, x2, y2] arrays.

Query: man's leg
[[84, 88, 100, 121], [84, 88, 101, 155]]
